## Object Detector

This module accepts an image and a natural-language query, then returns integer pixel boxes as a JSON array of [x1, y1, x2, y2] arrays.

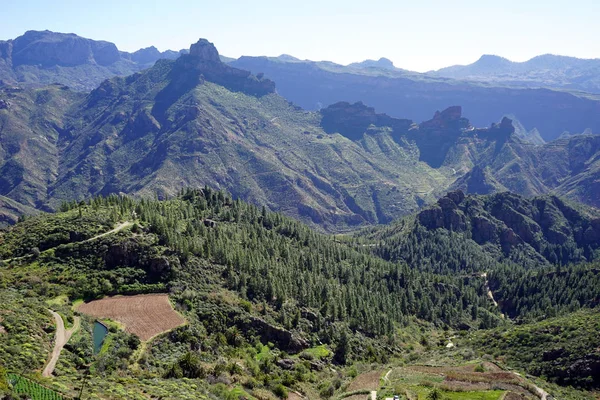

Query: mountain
[[231, 55, 600, 141], [445, 131, 600, 208], [1, 39, 465, 230], [433, 54, 600, 94], [2, 51, 600, 230], [0, 30, 186, 91], [347, 57, 398, 70]]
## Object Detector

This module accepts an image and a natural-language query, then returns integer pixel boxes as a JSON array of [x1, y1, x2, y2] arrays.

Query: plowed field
[[77, 294, 185, 341]]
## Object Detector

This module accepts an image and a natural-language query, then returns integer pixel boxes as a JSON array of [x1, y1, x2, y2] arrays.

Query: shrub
[[272, 383, 288, 399]]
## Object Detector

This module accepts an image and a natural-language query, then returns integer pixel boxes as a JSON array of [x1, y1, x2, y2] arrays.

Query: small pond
[[93, 321, 108, 354]]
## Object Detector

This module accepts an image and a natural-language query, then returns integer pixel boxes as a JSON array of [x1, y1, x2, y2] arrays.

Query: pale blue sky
[[2, 0, 599, 72]]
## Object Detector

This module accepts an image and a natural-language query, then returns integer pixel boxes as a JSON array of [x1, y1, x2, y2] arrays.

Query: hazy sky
[[2, 0, 599, 72]]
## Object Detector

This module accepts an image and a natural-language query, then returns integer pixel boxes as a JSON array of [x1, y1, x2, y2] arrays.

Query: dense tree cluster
[[489, 262, 600, 320]]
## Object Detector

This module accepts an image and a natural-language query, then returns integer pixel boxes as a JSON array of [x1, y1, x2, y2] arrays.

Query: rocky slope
[[361, 190, 600, 274], [0, 30, 185, 91]]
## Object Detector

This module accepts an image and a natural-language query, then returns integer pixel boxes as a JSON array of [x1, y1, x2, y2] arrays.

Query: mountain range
[[1, 36, 599, 231], [3, 31, 600, 142], [432, 54, 600, 93], [231, 55, 600, 141]]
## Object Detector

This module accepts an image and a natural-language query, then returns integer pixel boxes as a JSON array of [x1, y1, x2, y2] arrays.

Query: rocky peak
[[376, 57, 394, 68], [473, 117, 516, 145], [410, 106, 472, 168], [162, 38, 275, 98], [130, 46, 161, 64], [474, 54, 512, 69], [350, 57, 396, 70], [497, 117, 515, 133], [422, 106, 470, 131], [189, 39, 220, 63], [439, 105, 462, 121]]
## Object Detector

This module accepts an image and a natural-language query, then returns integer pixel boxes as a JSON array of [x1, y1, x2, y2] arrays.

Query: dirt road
[[42, 310, 80, 377]]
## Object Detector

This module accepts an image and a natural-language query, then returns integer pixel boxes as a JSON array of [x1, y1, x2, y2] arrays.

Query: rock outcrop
[[408, 106, 472, 168], [417, 190, 600, 257], [242, 316, 309, 353], [320, 101, 413, 141]]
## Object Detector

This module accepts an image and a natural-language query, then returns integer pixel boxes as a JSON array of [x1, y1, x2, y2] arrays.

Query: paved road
[[42, 311, 80, 377]]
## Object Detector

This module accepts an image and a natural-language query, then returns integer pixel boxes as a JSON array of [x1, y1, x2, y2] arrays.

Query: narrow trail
[[84, 221, 133, 242], [2, 221, 133, 264], [42, 311, 80, 377]]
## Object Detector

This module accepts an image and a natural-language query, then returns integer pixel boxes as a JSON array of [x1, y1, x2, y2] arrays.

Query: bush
[[272, 383, 288, 399]]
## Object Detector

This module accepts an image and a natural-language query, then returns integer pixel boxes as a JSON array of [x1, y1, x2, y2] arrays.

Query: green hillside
[[1, 189, 598, 399]]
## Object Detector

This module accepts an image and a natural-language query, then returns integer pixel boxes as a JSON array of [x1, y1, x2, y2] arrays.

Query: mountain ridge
[[0, 30, 188, 91], [433, 52, 600, 93]]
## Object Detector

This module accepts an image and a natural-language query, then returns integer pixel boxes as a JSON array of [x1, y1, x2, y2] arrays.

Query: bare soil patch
[[347, 370, 383, 391], [77, 294, 185, 341]]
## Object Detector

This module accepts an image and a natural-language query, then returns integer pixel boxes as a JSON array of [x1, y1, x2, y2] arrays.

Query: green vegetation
[[471, 309, 600, 388], [0, 188, 598, 398], [7, 374, 66, 400], [489, 262, 600, 320]]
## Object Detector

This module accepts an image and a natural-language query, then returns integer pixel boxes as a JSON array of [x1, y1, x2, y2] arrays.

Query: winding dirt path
[[84, 221, 133, 242], [42, 310, 80, 377], [2, 221, 133, 264]]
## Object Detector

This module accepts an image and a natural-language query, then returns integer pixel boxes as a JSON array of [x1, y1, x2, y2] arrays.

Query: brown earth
[[347, 370, 383, 391], [77, 294, 186, 341]]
